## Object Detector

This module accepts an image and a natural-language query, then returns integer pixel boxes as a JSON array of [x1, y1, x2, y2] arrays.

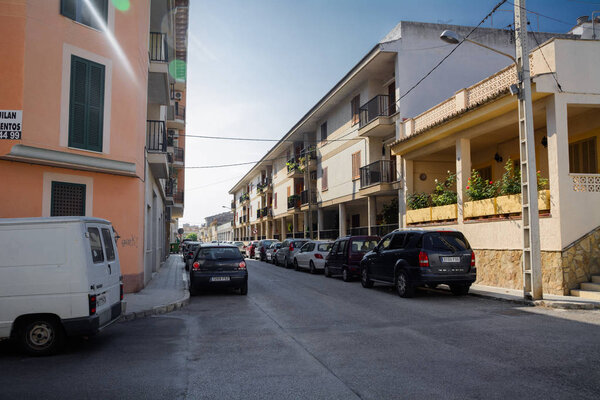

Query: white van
[[0, 217, 123, 356]]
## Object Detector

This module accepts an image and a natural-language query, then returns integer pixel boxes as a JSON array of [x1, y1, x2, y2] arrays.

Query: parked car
[[256, 239, 278, 261], [360, 229, 476, 297], [0, 217, 123, 356], [246, 241, 259, 258], [233, 241, 246, 256], [265, 242, 281, 263], [189, 244, 248, 296], [324, 235, 379, 281], [293, 241, 334, 273], [274, 238, 309, 268], [184, 241, 202, 271]]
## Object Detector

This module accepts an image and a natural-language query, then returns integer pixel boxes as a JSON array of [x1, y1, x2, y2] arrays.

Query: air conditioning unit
[[174, 91, 183, 100]]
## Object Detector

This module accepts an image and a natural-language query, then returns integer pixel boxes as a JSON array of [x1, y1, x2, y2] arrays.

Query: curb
[[118, 289, 190, 322], [469, 290, 600, 310]]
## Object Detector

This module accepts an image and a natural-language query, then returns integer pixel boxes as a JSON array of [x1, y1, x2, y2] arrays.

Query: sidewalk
[[120, 254, 189, 321], [470, 284, 600, 310]]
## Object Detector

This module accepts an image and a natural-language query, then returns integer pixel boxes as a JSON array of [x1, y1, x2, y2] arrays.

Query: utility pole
[[514, 0, 542, 300]]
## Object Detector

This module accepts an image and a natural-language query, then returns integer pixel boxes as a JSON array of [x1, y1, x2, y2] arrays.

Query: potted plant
[[430, 171, 458, 221], [495, 160, 551, 214], [464, 170, 498, 218], [406, 192, 431, 224]]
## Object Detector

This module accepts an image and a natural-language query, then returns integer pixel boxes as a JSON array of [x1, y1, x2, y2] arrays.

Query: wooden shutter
[[274, 193, 277, 209], [287, 186, 291, 197], [322, 167, 328, 190], [87, 62, 104, 151], [352, 151, 361, 180], [351, 95, 360, 125], [569, 137, 597, 173]]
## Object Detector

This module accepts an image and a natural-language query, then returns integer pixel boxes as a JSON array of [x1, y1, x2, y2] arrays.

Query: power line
[[177, 132, 363, 143], [529, 28, 563, 91], [506, 1, 576, 27]]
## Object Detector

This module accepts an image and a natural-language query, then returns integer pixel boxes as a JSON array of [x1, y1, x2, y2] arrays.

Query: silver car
[[293, 241, 334, 274], [274, 238, 309, 268], [265, 242, 281, 263]]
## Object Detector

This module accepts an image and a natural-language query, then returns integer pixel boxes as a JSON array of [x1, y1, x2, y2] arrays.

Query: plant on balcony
[[431, 171, 457, 206], [288, 194, 300, 202], [499, 159, 521, 196], [466, 170, 498, 201], [381, 197, 399, 224], [407, 192, 430, 210]]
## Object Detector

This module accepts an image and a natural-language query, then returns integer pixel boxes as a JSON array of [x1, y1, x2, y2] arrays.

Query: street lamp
[[439, 0, 542, 301]]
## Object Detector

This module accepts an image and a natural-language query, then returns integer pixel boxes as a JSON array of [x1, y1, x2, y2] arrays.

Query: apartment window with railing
[[352, 151, 361, 180], [569, 137, 598, 173], [61, 0, 108, 30], [68, 55, 105, 152]]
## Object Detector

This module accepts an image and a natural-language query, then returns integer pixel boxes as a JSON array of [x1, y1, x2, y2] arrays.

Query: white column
[[303, 211, 308, 238], [280, 217, 286, 239], [367, 196, 377, 235], [399, 158, 413, 228], [339, 203, 347, 236], [456, 138, 471, 224], [317, 208, 324, 239]]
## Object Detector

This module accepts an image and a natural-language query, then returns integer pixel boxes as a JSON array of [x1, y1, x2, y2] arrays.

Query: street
[[1, 258, 600, 400]]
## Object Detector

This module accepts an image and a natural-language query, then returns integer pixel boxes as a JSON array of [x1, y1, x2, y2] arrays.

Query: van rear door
[[86, 224, 121, 327]]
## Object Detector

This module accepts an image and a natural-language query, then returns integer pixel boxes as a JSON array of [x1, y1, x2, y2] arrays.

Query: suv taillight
[[89, 294, 97, 315], [289, 243, 294, 251], [239, 261, 246, 270], [418, 251, 429, 268], [471, 251, 476, 268]]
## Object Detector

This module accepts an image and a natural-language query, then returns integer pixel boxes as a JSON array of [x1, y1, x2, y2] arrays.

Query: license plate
[[96, 294, 107, 307], [210, 276, 230, 282], [441, 257, 461, 263]]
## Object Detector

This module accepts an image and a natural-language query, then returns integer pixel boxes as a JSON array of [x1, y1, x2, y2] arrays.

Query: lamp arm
[[464, 38, 517, 66]]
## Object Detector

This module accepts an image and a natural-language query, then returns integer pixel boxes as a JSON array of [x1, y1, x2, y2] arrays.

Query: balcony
[[173, 147, 184, 166], [148, 32, 170, 105], [231, 200, 236, 210], [287, 195, 301, 210], [146, 120, 169, 179], [299, 146, 317, 171], [165, 179, 174, 205], [168, 104, 186, 130], [257, 178, 272, 194], [149, 32, 168, 62], [300, 190, 317, 211], [359, 160, 398, 195], [358, 95, 395, 138], [171, 190, 184, 218], [286, 157, 304, 178], [239, 193, 249, 203]]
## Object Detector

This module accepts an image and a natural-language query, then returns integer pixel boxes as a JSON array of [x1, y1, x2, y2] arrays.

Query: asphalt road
[[1, 259, 600, 399]]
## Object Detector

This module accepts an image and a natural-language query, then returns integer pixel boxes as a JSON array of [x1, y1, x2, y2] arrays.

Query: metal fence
[[174, 147, 184, 162], [359, 159, 395, 188], [149, 32, 168, 62], [146, 120, 167, 152], [359, 95, 390, 128]]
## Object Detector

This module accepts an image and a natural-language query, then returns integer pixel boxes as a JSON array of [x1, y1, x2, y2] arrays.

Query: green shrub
[[466, 170, 498, 200], [407, 192, 430, 210], [431, 171, 457, 206], [499, 159, 521, 196]]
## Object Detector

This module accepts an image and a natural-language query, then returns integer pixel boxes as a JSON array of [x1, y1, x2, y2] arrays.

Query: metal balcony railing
[[175, 104, 185, 120], [359, 95, 391, 128], [287, 157, 301, 174], [174, 190, 184, 204], [174, 147, 184, 163], [239, 193, 249, 203], [300, 190, 317, 205], [147, 120, 167, 152], [300, 146, 317, 162], [149, 32, 168, 62], [231, 200, 236, 210], [359, 160, 395, 188], [165, 179, 174, 197], [287, 195, 301, 210]]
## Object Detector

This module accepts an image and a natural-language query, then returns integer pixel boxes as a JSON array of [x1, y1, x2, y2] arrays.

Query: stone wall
[[474, 226, 600, 295]]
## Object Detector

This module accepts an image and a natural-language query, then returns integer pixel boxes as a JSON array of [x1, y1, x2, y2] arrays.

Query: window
[[351, 95, 360, 125], [61, 0, 108, 30], [320, 121, 328, 142], [352, 151, 361, 180], [318, 243, 333, 252], [389, 233, 406, 250], [88, 227, 105, 263], [388, 83, 396, 114], [322, 167, 328, 191], [569, 137, 597, 173], [338, 240, 348, 254], [69, 55, 105, 151], [423, 232, 471, 252], [51, 181, 86, 216], [101, 228, 116, 261]]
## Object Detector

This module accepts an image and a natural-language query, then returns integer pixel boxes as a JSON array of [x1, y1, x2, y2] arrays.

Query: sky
[[181, 0, 600, 226]]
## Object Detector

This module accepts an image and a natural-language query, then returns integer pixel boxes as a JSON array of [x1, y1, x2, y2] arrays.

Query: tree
[[185, 233, 198, 241], [381, 197, 399, 225]]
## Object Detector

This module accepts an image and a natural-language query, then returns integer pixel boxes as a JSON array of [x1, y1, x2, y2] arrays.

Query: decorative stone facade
[[474, 226, 600, 295]]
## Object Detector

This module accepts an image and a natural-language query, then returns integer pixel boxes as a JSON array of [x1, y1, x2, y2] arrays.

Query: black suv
[[360, 230, 476, 297]]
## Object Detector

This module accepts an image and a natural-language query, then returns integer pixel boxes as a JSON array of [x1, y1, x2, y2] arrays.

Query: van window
[[88, 227, 104, 263], [101, 228, 115, 261], [351, 239, 378, 253], [338, 240, 348, 254]]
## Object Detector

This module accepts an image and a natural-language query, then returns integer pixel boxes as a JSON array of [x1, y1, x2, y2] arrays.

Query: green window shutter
[[68, 55, 105, 151], [60, 0, 77, 21]]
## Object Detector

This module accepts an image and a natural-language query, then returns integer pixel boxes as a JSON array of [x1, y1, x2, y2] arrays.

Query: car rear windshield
[[294, 240, 308, 247], [423, 232, 470, 252], [196, 247, 243, 260], [318, 243, 333, 252], [350, 240, 378, 253], [262, 240, 275, 246]]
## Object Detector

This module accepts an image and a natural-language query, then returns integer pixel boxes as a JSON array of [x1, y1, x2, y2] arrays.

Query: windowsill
[[68, 146, 104, 155]]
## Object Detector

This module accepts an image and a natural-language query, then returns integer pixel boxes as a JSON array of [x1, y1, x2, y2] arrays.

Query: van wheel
[[324, 264, 331, 278], [396, 271, 414, 298], [342, 268, 351, 282], [19, 317, 64, 356], [309, 261, 316, 274], [450, 283, 470, 296], [361, 267, 374, 288]]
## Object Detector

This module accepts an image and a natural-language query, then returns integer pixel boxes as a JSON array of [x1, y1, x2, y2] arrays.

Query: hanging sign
[[0, 110, 22, 140]]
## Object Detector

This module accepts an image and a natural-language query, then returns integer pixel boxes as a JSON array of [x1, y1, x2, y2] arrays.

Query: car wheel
[[450, 283, 470, 296], [324, 264, 331, 278], [309, 261, 316, 274], [240, 281, 248, 296], [361, 267, 374, 288], [294, 259, 300, 271], [342, 268, 351, 282], [19, 317, 64, 356], [284, 257, 290, 269], [395, 271, 414, 298]]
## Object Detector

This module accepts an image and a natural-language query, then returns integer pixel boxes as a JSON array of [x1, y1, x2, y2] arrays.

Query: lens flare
[[111, 0, 130, 12], [169, 60, 187, 81]]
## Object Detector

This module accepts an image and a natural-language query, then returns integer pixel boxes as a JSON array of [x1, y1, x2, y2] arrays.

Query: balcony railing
[[257, 178, 272, 194], [231, 200, 236, 210], [287, 157, 302, 174], [147, 120, 167, 152], [174, 190, 184, 204], [174, 147, 184, 163], [239, 193, 249, 203], [359, 95, 391, 128], [149, 32, 168, 62], [318, 229, 339, 240], [370, 224, 397, 237], [175, 104, 185, 120], [359, 160, 395, 188], [287, 195, 301, 210], [300, 190, 317, 205], [300, 146, 317, 162], [165, 179, 174, 197]]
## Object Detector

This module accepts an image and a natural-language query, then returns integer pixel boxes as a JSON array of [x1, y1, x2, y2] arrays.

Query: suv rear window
[[196, 247, 243, 260], [350, 239, 378, 253], [423, 232, 470, 252]]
